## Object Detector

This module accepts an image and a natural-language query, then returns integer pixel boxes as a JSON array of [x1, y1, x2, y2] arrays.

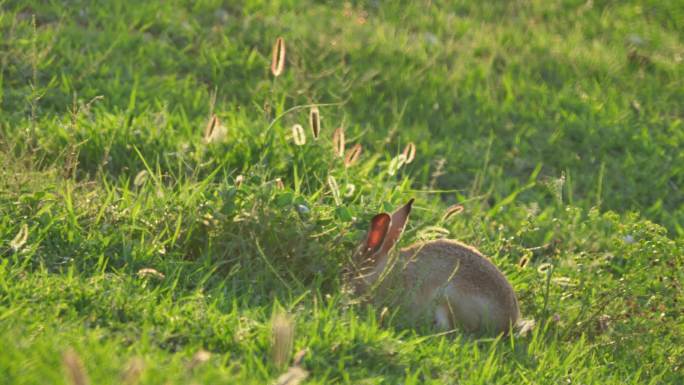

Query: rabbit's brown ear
[[365, 213, 391, 254], [379, 199, 414, 255]]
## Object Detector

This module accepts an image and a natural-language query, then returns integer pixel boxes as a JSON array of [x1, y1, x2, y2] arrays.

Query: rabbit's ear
[[379, 199, 414, 255], [364, 213, 391, 254]]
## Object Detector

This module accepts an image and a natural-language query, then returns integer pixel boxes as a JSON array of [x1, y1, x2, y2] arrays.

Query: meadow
[[1, 1, 683, 384]]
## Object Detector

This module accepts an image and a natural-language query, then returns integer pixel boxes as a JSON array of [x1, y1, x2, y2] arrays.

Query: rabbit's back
[[399, 239, 520, 332]]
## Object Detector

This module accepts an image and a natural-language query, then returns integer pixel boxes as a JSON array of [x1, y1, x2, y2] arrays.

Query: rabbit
[[349, 199, 521, 335]]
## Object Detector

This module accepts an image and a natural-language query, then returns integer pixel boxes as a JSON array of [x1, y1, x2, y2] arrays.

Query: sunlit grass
[[1, 1, 683, 384]]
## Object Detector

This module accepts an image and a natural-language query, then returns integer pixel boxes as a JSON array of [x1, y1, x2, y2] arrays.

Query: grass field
[[1, 1, 683, 384]]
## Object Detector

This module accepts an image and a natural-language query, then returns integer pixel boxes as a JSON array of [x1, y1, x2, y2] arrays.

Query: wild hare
[[350, 199, 521, 335]]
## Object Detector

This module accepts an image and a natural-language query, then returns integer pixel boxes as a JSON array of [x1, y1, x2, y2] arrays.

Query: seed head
[[309, 107, 320, 139], [537, 262, 553, 274], [292, 348, 308, 367], [271, 37, 286, 77], [291, 124, 306, 146], [133, 170, 148, 187], [235, 174, 244, 187], [344, 143, 362, 167], [275, 366, 309, 385], [332, 127, 345, 157], [343, 183, 355, 198], [401, 142, 416, 164], [271, 312, 295, 368], [10, 223, 29, 252], [442, 204, 464, 221], [388, 154, 407, 176], [62, 349, 89, 385], [327, 175, 341, 206], [137, 268, 165, 279], [203, 114, 227, 143], [188, 350, 211, 370]]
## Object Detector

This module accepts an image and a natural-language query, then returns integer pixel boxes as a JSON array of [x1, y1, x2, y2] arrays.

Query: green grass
[[1, 0, 683, 383]]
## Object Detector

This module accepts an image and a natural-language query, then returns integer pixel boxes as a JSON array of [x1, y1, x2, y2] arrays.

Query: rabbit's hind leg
[[434, 302, 452, 331]]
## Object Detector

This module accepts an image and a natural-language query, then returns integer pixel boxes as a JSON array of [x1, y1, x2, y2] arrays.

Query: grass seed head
[[327, 175, 341, 206], [309, 107, 320, 139], [203, 114, 227, 143], [537, 262, 553, 274], [203, 114, 218, 141], [388, 154, 407, 176], [188, 349, 211, 370], [235, 174, 244, 187], [271, 37, 286, 77], [137, 268, 165, 279], [62, 349, 89, 385], [516, 318, 536, 337], [292, 348, 308, 367], [443, 204, 464, 221], [291, 124, 306, 146], [401, 142, 416, 164], [133, 170, 149, 187], [379, 307, 390, 326], [271, 312, 295, 368], [343, 183, 355, 198], [417, 226, 451, 241], [430, 157, 446, 188], [344, 143, 362, 167], [10, 223, 29, 252], [275, 366, 309, 385], [332, 127, 345, 157]]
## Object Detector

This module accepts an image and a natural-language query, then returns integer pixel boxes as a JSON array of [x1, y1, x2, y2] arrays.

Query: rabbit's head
[[349, 199, 414, 293]]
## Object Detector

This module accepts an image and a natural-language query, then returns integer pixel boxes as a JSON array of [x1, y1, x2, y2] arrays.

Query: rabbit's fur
[[351, 199, 521, 335]]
